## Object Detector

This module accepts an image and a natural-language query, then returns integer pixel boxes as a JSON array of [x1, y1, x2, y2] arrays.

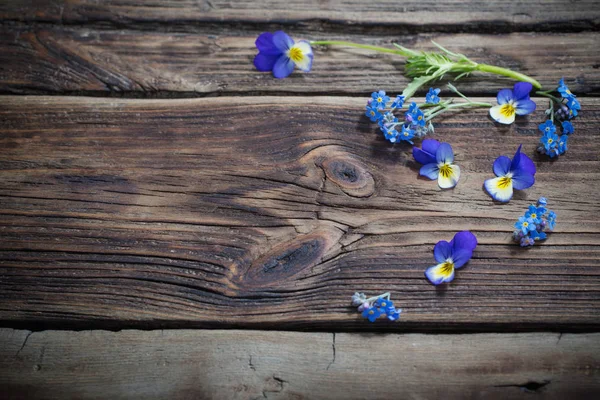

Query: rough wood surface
[[2, 1, 599, 31], [1, 95, 599, 330], [1, 28, 599, 96], [1, 329, 599, 399]]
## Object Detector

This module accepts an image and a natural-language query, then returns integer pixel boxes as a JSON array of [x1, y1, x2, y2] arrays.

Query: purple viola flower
[[425, 231, 478, 285], [254, 31, 313, 79], [484, 145, 536, 202], [489, 82, 536, 124], [413, 139, 460, 189]]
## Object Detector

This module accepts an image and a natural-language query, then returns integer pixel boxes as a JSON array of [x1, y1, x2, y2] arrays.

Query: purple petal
[[413, 147, 436, 165], [272, 56, 295, 79], [511, 171, 535, 190], [419, 163, 439, 180], [436, 142, 454, 164], [451, 231, 478, 252], [510, 145, 523, 172], [422, 139, 441, 155], [492, 155, 511, 177], [434, 240, 452, 263], [272, 31, 294, 52], [515, 99, 536, 116], [496, 89, 513, 105], [452, 248, 473, 269], [512, 150, 536, 177], [513, 82, 533, 101], [255, 32, 282, 56], [253, 53, 279, 71]]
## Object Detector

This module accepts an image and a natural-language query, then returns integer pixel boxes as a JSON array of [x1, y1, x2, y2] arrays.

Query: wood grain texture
[[1, 27, 599, 96], [1, 0, 599, 31], [2, 329, 600, 399], [1, 95, 599, 330]]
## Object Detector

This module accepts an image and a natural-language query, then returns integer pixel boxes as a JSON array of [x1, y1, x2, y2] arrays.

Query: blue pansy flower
[[413, 139, 461, 189], [489, 82, 536, 124], [371, 90, 390, 109], [362, 306, 382, 322], [365, 105, 382, 122], [399, 125, 415, 143], [547, 211, 557, 230], [538, 120, 556, 134], [425, 88, 441, 104], [525, 205, 546, 223], [557, 78, 576, 100], [515, 216, 536, 235], [562, 121, 574, 135], [391, 95, 405, 109], [484, 145, 536, 202], [254, 31, 313, 79], [425, 231, 478, 285]]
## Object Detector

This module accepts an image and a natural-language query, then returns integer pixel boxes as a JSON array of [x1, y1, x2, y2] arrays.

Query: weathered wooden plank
[[1, 96, 599, 330], [1, 329, 599, 399], [1, 1, 599, 31], [1, 27, 598, 96]]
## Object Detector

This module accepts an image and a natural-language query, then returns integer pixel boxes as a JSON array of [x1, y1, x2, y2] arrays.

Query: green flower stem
[[365, 292, 390, 303], [474, 64, 542, 89], [536, 91, 563, 104], [309, 40, 416, 57], [426, 101, 492, 121], [309, 40, 542, 89]]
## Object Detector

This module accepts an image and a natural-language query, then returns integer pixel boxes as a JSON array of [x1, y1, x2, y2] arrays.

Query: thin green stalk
[[475, 64, 542, 89], [426, 102, 492, 121], [309, 40, 415, 57], [536, 91, 562, 104]]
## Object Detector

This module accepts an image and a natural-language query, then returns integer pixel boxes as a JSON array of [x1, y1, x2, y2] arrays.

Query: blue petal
[[255, 32, 282, 56], [422, 139, 441, 155], [512, 150, 536, 179], [436, 142, 454, 164], [419, 163, 439, 180], [452, 248, 473, 269], [434, 240, 452, 263], [272, 56, 295, 79], [515, 99, 536, 116], [253, 53, 279, 71], [513, 82, 533, 100], [496, 89, 513, 105], [272, 31, 294, 52], [512, 171, 535, 190], [413, 147, 436, 165], [493, 155, 511, 177], [510, 145, 523, 172], [451, 231, 478, 252]]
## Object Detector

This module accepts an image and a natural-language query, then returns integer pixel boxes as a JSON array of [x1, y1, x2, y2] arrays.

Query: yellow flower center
[[548, 138, 554, 144], [370, 111, 375, 116], [530, 213, 537, 219], [523, 221, 529, 227], [403, 131, 409, 136], [440, 261, 454, 277], [377, 97, 383, 102], [288, 46, 303, 62], [497, 176, 512, 188], [418, 115, 423, 120], [368, 309, 374, 315], [439, 163, 452, 178], [500, 103, 516, 118]]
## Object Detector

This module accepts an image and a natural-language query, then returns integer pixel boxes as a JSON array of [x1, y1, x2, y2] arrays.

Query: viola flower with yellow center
[[484, 145, 536, 202], [489, 82, 536, 124], [253, 31, 313, 79], [413, 139, 461, 189], [425, 231, 478, 285]]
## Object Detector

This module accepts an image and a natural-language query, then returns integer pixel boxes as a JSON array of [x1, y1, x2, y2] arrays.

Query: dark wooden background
[[1, 1, 600, 398]]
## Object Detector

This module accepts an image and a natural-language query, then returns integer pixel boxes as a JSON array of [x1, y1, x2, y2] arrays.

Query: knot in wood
[[321, 157, 375, 198]]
